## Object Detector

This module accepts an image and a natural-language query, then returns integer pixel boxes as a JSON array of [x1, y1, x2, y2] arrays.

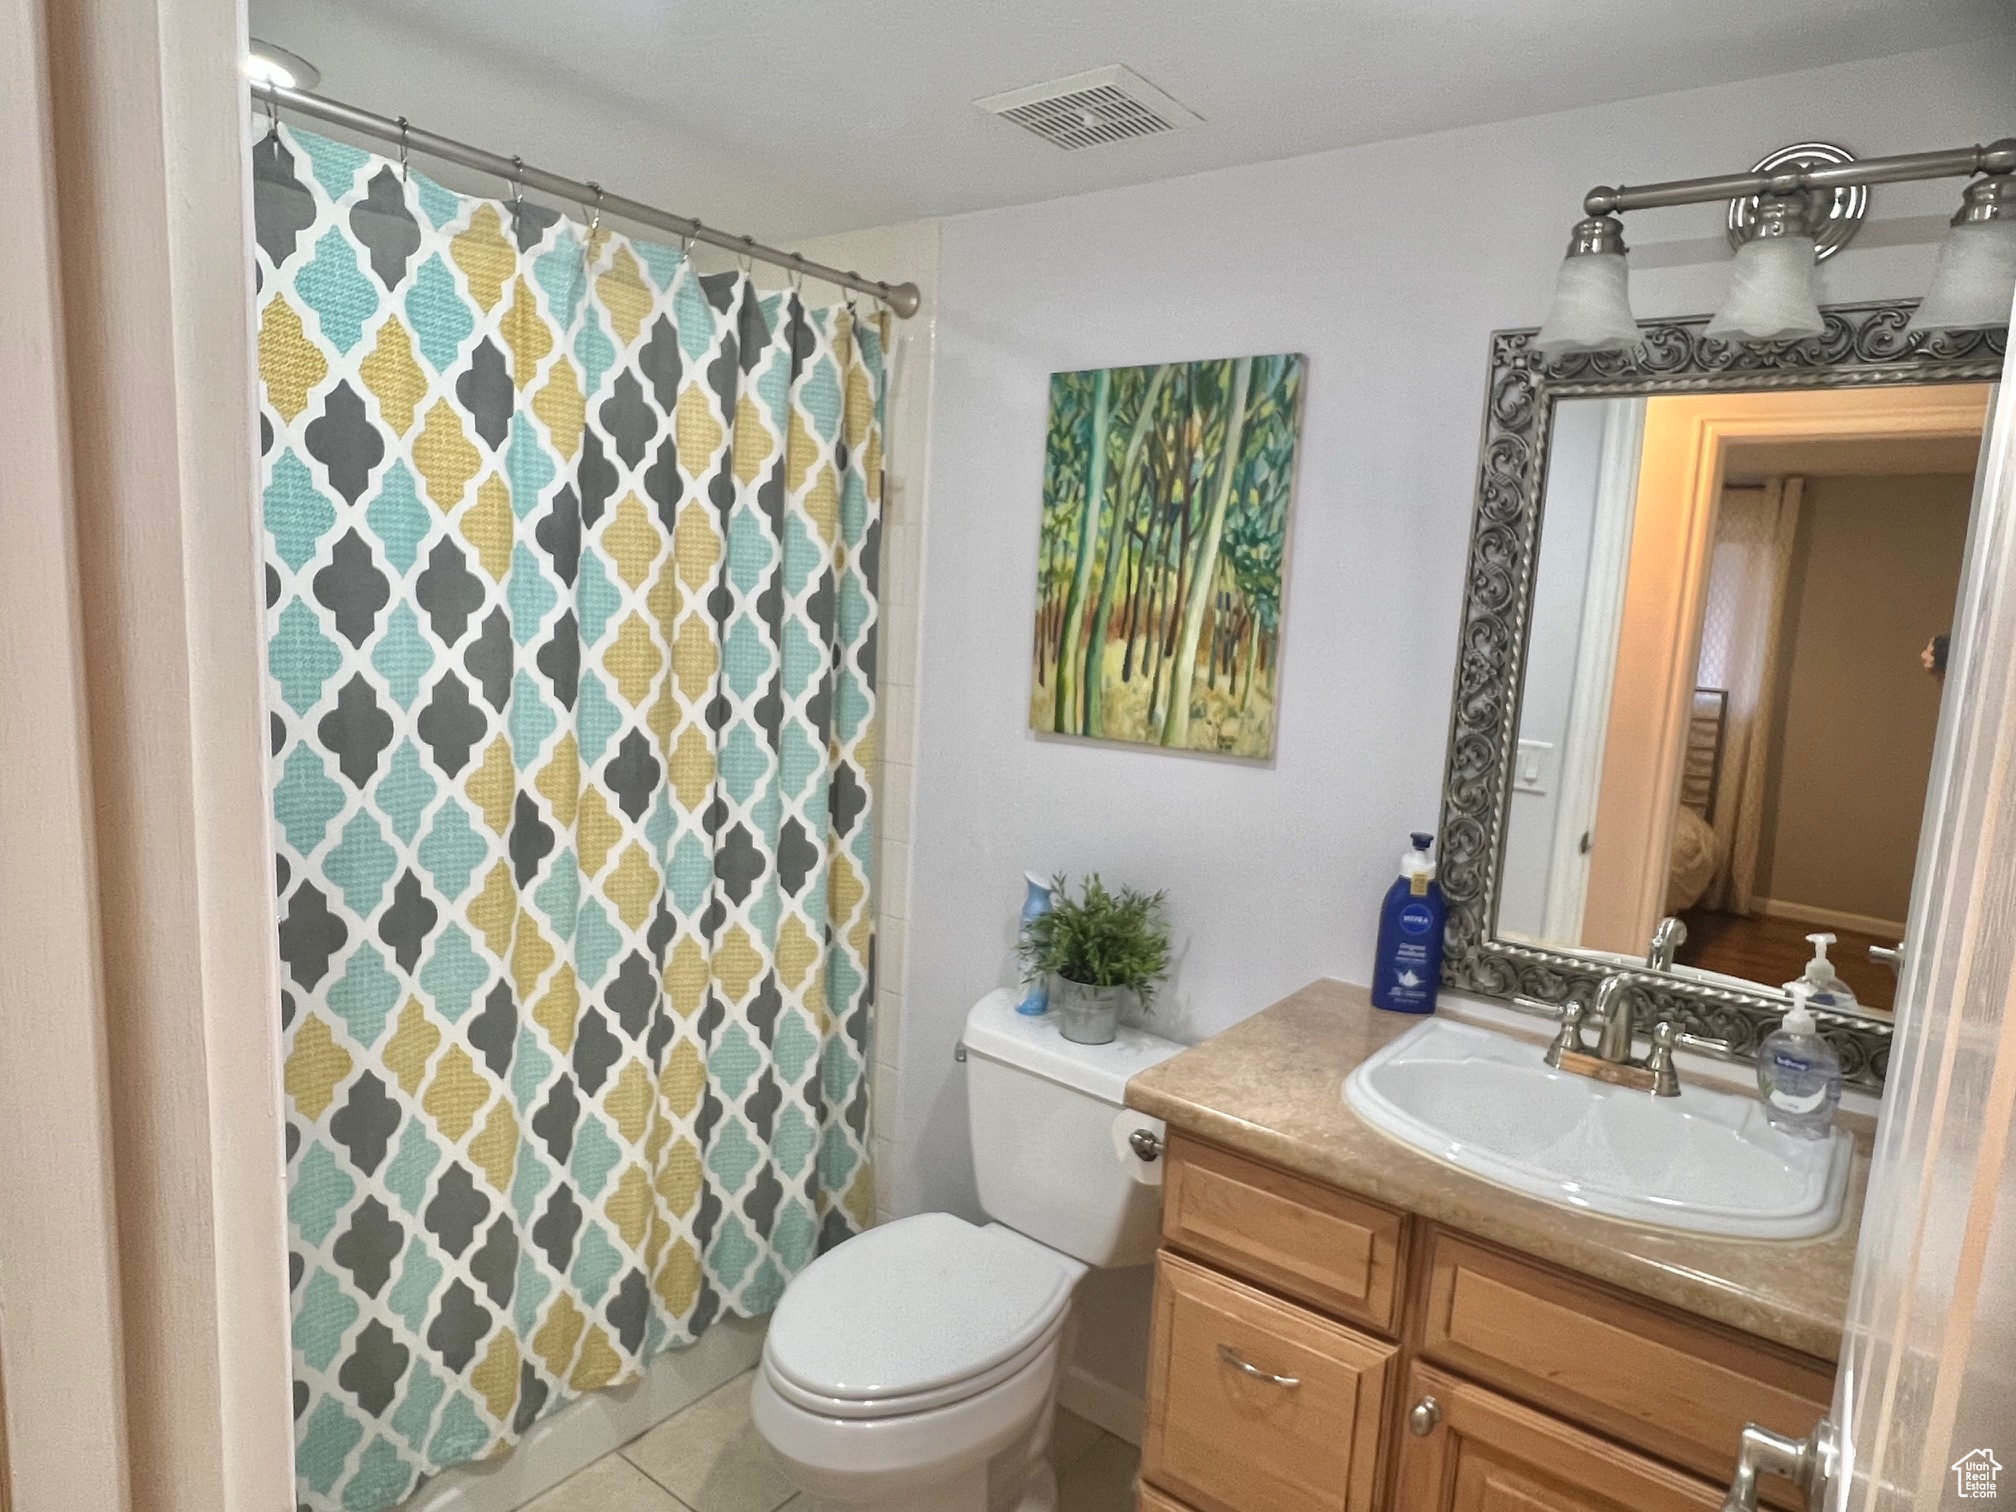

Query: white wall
[[1500, 400, 1605, 940], [887, 39, 2016, 1408]]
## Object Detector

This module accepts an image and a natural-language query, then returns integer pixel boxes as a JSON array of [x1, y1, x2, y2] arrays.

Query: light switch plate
[[1514, 738, 1556, 796]]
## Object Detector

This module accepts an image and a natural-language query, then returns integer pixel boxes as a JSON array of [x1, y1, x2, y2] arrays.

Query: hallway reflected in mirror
[[1499, 382, 1991, 1009]]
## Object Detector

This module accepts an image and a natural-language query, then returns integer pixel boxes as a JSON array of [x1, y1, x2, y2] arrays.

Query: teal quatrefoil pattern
[[256, 123, 882, 1512]]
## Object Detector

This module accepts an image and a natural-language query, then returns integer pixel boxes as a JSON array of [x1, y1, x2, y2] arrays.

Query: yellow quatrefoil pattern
[[256, 124, 883, 1512]]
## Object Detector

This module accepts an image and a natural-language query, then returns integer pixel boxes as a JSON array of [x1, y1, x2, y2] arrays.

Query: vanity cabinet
[[1140, 1134, 1833, 1512], [1143, 1253, 1393, 1512], [1390, 1364, 1721, 1512]]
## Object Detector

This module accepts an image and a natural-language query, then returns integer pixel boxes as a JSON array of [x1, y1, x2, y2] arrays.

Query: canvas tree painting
[[1031, 354, 1305, 758]]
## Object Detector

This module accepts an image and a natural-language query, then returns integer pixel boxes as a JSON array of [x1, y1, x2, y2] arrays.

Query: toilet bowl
[[750, 990, 1182, 1511], [751, 1215, 1084, 1511]]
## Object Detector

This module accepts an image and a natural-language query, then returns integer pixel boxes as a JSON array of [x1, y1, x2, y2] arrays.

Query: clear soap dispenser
[[1755, 983, 1843, 1139], [1781, 931, 1860, 1012]]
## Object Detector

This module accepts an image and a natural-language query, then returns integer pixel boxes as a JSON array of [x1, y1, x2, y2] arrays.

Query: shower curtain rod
[[249, 79, 923, 318]]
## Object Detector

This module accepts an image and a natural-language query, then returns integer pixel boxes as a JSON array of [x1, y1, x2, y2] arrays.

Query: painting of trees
[[1030, 353, 1305, 758]]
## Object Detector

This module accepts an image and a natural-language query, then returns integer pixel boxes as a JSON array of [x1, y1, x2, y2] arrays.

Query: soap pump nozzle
[[1782, 981, 1818, 1037], [1804, 932, 1837, 978]]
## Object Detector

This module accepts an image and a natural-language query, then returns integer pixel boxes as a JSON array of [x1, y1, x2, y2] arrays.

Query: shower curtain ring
[[738, 234, 756, 276], [585, 180, 603, 236], [263, 91, 280, 143], [680, 219, 700, 260], [509, 155, 525, 213], [397, 117, 410, 182]]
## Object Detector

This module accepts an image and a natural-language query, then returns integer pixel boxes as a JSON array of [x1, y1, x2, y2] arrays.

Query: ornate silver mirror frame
[[1438, 302, 2006, 1090]]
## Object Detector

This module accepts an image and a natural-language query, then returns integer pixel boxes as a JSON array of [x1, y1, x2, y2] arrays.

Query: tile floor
[[522, 1370, 1140, 1512]]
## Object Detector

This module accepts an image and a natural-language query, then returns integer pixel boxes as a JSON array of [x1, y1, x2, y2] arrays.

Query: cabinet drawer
[[1393, 1362, 1723, 1512], [1144, 1252, 1395, 1512], [1417, 1233, 1832, 1499], [1163, 1133, 1405, 1332]]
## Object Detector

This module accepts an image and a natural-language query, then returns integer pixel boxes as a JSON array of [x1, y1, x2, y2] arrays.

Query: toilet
[[750, 988, 1182, 1511]]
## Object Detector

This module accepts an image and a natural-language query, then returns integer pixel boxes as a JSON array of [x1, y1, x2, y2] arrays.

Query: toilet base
[[751, 1342, 1069, 1512], [824, 1441, 1054, 1512]]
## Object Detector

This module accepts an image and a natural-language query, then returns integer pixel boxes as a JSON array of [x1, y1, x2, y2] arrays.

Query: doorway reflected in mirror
[[1499, 382, 1993, 1011]]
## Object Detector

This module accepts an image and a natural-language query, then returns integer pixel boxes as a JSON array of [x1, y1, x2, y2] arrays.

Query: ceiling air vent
[[976, 65, 1200, 151]]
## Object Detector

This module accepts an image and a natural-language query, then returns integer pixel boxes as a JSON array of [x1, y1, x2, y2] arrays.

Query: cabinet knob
[[1408, 1396, 1441, 1436]]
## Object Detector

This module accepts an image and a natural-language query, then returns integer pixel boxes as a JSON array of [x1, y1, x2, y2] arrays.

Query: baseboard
[[405, 1316, 767, 1512], [1057, 1363, 1145, 1447], [1757, 897, 1906, 941]]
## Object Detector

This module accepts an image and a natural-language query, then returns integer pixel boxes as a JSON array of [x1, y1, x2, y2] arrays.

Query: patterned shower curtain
[[255, 124, 881, 1511]]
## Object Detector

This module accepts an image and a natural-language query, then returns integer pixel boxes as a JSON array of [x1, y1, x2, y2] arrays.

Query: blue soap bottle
[[1372, 833, 1445, 1014]]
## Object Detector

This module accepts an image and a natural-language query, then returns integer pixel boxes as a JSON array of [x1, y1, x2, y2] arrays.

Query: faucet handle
[[1644, 1021, 1681, 1097], [1648, 915, 1689, 971], [1544, 1001, 1589, 1068]]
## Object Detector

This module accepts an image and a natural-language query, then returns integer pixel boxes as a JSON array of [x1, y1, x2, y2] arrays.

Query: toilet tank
[[962, 989, 1184, 1267]]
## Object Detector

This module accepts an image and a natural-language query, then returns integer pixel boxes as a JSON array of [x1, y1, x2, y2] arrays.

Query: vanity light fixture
[[1703, 193, 1826, 344], [1531, 215, 1641, 356], [1536, 137, 2016, 351], [1907, 174, 2016, 335]]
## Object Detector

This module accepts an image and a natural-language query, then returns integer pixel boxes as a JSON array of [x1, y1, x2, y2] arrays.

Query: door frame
[[1833, 365, 2016, 1509], [0, 0, 294, 1508]]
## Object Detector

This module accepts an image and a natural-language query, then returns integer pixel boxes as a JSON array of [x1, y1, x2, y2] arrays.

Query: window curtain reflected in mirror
[[254, 124, 882, 1511], [1696, 477, 1805, 915]]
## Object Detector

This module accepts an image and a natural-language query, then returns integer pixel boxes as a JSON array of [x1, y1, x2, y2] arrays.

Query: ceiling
[[1725, 432, 1987, 480], [248, 0, 2012, 240]]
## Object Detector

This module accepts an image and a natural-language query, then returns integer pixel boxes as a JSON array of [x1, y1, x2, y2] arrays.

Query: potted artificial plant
[[1018, 874, 1171, 1045]]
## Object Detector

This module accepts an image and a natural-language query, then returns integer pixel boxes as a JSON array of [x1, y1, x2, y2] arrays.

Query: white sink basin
[[1343, 1018, 1852, 1239]]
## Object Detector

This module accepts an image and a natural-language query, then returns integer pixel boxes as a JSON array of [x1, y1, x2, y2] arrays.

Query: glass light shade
[[1906, 219, 2016, 334], [243, 40, 321, 91], [1705, 235, 1825, 343], [1533, 252, 1641, 356]]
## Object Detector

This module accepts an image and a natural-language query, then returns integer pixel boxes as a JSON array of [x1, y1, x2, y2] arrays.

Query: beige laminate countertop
[[1124, 978, 1867, 1362]]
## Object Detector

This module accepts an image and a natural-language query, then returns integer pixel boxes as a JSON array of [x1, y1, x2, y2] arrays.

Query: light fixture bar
[[1583, 139, 2016, 216], [248, 79, 923, 319]]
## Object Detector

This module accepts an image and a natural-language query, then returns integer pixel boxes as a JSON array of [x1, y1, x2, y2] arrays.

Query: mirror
[[1499, 384, 1991, 1014], [1436, 302, 2008, 1087]]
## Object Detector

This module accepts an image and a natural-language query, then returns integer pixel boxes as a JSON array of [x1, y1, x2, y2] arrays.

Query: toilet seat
[[763, 1309, 1070, 1419], [762, 1213, 1080, 1421]]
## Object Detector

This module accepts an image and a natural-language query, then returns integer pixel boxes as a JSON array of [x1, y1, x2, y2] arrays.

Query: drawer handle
[[1217, 1344, 1300, 1388], [1408, 1396, 1441, 1436]]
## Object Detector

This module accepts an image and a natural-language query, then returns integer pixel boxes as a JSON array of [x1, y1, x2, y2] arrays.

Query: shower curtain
[[1697, 477, 1804, 915], [256, 124, 881, 1511]]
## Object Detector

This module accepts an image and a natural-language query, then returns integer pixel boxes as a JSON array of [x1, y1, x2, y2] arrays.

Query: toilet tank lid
[[963, 989, 1183, 1105]]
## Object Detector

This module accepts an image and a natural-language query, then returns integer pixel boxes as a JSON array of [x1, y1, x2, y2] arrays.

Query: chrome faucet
[[1647, 915, 1688, 973], [1593, 974, 1639, 1062], [1531, 970, 1681, 1097]]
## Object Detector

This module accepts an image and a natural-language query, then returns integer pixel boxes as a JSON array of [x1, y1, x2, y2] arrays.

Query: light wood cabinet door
[[1143, 1252, 1395, 1512], [1393, 1363, 1724, 1512], [1139, 1486, 1193, 1512], [1417, 1233, 1831, 1504], [1164, 1134, 1406, 1332]]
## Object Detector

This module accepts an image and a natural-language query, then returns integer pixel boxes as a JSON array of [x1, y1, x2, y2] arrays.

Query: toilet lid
[[765, 1213, 1077, 1406]]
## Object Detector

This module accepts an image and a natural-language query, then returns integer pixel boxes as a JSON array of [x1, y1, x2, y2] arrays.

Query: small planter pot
[[1052, 977, 1131, 1045]]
